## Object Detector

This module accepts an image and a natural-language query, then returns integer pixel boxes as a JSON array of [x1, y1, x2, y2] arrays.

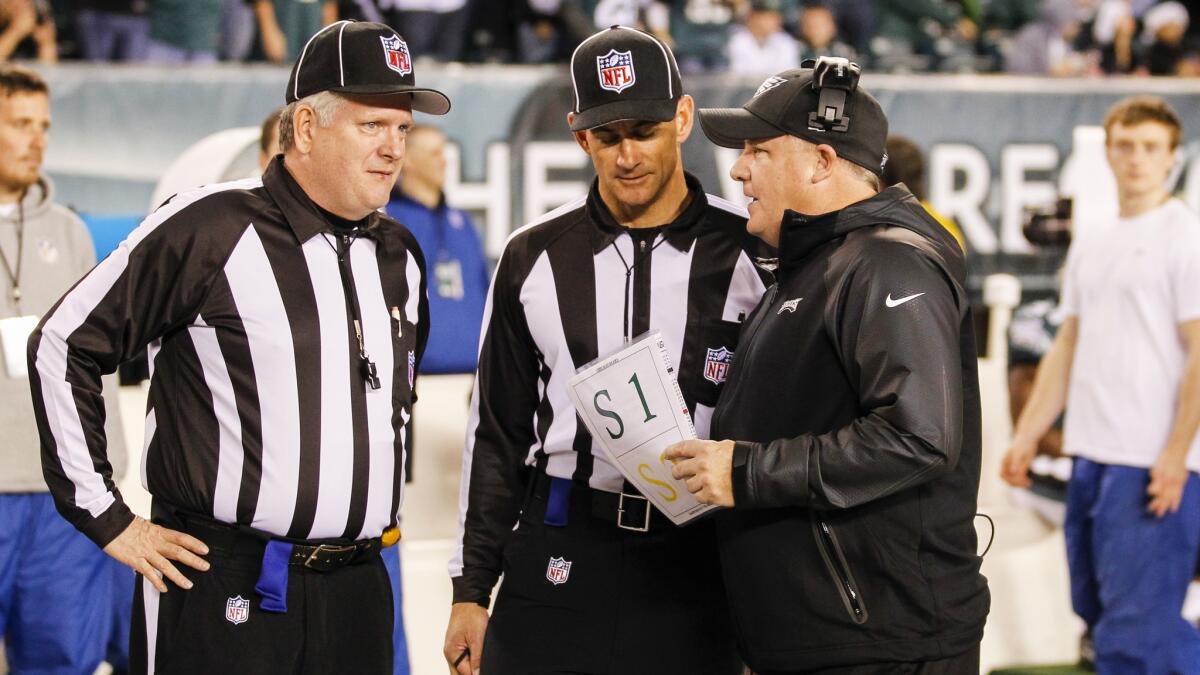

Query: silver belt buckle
[[617, 492, 651, 532]]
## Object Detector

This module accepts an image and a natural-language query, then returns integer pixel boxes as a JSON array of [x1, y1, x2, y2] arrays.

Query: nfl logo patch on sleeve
[[225, 595, 250, 625]]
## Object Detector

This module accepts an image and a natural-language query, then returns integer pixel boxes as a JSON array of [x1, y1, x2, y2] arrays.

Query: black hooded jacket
[[711, 185, 989, 671]]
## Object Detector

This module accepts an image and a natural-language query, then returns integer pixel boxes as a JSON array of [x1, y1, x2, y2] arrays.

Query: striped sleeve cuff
[[77, 498, 136, 550]]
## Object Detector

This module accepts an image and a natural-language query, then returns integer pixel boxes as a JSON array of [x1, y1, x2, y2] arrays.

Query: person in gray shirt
[[0, 64, 128, 675]]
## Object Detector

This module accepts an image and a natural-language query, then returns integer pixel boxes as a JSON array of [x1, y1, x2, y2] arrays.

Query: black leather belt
[[173, 512, 382, 572], [288, 538, 382, 571], [530, 471, 673, 533]]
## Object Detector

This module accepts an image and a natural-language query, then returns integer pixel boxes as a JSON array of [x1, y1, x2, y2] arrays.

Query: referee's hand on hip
[[444, 601, 488, 675], [103, 516, 210, 593]]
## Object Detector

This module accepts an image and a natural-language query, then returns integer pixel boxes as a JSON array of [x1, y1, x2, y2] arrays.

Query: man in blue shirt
[[386, 124, 489, 375]]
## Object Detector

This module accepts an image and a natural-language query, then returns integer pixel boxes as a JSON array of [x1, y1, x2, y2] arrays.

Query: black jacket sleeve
[[450, 248, 543, 606], [733, 240, 966, 510]]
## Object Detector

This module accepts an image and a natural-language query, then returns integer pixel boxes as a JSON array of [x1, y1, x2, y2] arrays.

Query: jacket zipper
[[335, 233, 380, 390], [813, 519, 870, 625]]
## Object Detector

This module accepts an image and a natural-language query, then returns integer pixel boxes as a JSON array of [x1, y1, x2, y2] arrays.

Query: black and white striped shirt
[[29, 158, 428, 548], [450, 174, 768, 605]]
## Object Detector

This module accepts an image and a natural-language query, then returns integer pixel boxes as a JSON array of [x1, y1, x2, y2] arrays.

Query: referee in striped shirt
[[444, 26, 768, 675], [29, 22, 440, 674]]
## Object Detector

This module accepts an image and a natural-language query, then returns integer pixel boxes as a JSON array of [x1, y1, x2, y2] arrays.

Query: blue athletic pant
[[0, 493, 116, 675], [1065, 458, 1200, 674], [381, 544, 411, 675]]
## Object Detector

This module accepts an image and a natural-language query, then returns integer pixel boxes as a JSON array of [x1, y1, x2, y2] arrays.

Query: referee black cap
[[569, 25, 682, 132], [286, 20, 450, 115], [698, 59, 888, 175]]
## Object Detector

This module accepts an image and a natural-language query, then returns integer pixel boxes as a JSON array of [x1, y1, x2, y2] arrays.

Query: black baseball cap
[[698, 62, 888, 175], [569, 25, 683, 132], [286, 20, 450, 115]]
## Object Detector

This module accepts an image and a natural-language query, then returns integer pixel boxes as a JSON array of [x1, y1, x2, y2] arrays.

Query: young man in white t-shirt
[[1003, 95, 1200, 672]]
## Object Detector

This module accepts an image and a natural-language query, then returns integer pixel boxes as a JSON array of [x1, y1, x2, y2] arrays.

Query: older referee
[[667, 60, 990, 674], [29, 21, 440, 674]]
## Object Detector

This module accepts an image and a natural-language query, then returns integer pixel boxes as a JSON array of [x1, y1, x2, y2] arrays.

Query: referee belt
[[174, 511, 386, 572], [530, 470, 674, 533]]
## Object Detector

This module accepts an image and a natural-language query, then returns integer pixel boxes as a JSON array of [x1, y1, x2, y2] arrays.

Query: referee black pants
[[481, 481, 742, 675], [129, 514, 392, 674]]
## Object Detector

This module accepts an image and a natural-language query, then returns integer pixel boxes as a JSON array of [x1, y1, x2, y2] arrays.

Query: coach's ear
[[568, 112, 591, 154], [674, 94, 695, 144]]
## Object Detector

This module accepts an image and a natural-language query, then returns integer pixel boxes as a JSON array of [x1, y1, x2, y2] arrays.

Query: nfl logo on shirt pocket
[[703, 347, 733, 385], [546, 556, 572, 585], [225, 595, 250, 625]]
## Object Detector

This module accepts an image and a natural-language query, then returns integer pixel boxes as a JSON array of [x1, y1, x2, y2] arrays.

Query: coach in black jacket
[[666, 59, 990, 674]]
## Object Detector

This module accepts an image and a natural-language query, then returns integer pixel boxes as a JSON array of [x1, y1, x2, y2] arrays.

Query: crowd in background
[[0, 0, 1197, 76]]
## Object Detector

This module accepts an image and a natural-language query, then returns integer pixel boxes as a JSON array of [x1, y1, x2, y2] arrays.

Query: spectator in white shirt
[[727, 0, 800, 74]]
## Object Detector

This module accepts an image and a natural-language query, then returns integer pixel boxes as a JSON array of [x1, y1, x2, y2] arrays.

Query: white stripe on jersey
[[350, 238, 398, 540], [304, 234, 356, 538], [226, 225, 302, 535], [191, 314, 245, 524]]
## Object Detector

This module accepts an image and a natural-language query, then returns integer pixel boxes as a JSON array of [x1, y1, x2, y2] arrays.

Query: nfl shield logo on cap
[[380, 34, 411, 76], [597, 49, 636, 93]]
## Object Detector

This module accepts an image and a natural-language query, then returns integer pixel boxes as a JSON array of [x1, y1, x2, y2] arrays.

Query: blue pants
[[381, 545, 411, 675], [74, 10, 150, 61], [1065, 459, 1200, 674], [0, 493, 116, 675]]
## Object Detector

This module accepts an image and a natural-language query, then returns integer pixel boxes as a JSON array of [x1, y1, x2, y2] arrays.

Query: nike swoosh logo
[[885, 292, 925, 308]]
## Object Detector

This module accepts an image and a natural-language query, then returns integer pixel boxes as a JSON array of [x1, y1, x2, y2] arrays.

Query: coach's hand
[[104, 516, 210, 593], [665, 439, 736, 507], [444, 602, 488, 675]]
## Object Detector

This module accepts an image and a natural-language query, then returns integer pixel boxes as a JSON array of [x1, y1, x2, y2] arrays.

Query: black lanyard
[[610, 227, 667, 343], [0, 200, 24, 311]]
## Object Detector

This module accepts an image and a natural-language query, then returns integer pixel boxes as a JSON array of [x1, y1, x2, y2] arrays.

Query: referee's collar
[[585, 172, 708, 253], [264, 156, 395, 249]]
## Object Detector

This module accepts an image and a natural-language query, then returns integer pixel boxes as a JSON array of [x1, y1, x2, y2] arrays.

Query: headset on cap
[[805, 56, 861, 133]]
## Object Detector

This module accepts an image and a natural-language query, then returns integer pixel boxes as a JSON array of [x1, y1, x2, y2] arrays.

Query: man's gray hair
[[842, 158, 882, 193], [278, 91, 347, 153]]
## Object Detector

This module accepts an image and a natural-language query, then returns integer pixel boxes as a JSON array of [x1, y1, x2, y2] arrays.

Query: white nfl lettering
[[703, 346, 733, 385], [225, 595, 250, 625], [380, 34, 412, 76], [546, 556, 572, 585], [596, 49, 636, 94]]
